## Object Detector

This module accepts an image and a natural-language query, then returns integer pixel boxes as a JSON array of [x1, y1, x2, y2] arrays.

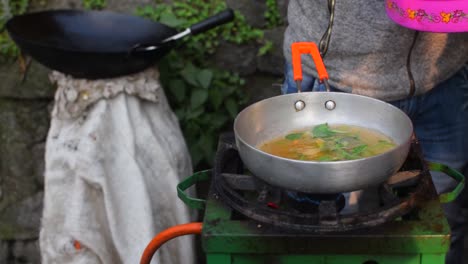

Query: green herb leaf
[[338, 149, 359, 160], [285, 133, 303, 140], [334, 141, 344, 149], [312, 123, 335, 138], [351, 145, 368, 154]]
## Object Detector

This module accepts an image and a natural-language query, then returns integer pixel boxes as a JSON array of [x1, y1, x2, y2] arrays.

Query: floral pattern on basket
[[387, 0, 468, 24]]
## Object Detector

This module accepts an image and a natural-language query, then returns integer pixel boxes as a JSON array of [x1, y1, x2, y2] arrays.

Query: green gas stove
[[178, 134, 464, 264]]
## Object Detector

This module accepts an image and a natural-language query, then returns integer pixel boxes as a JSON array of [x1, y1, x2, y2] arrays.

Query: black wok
[[5, 9, 234, 79]]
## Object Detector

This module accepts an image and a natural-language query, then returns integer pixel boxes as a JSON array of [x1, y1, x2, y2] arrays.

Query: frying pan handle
[[190, 9, 235, 35], [291, 42, 329, 83]]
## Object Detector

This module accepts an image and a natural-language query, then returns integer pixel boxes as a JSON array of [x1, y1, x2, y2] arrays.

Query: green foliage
[[0, 32, 19, 59], [7, 0, 28, 14], [0, 0, 281, 169], [265, 0, 282, 28], [258, 40, 273, 56], [0, 0, 29, 59], [135, 1, 265, 59], [159, 57, 248, 166], [135, 0, 267, 169], [82, 0, 106, 10]]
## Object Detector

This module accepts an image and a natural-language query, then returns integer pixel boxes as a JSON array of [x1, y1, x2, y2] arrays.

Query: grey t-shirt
[[283, 0, 468, 101]]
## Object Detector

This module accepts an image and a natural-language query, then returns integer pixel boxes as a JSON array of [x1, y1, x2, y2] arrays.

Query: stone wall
[[0, 1, 288, 262], [0, 61, 53, 263]]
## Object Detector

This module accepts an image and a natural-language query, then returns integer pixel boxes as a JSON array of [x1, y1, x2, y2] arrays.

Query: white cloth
[[40, 69, 195, 264]]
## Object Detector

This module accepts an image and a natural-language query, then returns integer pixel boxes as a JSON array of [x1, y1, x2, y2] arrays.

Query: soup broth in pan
[[258, 123, 396, 161]]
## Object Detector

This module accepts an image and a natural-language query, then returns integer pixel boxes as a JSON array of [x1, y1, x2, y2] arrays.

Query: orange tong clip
[[291, 42, 329, 92]]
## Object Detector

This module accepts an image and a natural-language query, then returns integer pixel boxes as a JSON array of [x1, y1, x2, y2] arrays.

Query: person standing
[[282, 1, 468, 263]]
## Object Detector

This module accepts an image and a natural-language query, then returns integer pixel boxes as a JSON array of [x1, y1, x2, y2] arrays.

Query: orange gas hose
[[140, 222, 203, 264]]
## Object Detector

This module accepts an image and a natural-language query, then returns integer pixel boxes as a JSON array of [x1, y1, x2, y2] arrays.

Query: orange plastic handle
[[140, 222, 203, 264], [291, 42, 329, 82]]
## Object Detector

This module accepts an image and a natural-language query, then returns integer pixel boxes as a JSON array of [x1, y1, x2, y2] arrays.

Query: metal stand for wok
[[179, 133, 451, 264]]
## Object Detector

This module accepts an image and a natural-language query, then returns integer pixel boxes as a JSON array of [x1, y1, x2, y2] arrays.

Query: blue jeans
[[283, 63, 468, 264]]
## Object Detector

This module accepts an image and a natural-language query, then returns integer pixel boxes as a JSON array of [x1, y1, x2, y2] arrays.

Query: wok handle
[[291, 42, 329, 82], [190, 9, 235, 35], [130, 9, 234, 55], [428, 162, 465, 203], [177, 170, 211, 210]]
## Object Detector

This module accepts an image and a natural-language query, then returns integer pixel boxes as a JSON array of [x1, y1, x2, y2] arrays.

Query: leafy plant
[[258, 40, 273, 56], [0, 0, 281, 169], [159, 57, 248, 166], [0, 33, 19, 59], [264, 0, 282, 28], [135, 1, 265, 59], [0, 0, 29, 59], [82, 0, 106, 10], [136, 0, 265, 169]]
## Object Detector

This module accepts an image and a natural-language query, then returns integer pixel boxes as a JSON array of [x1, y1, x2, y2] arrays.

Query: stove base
[[190, 133, 452, 264], [198, 171, 450, 264]]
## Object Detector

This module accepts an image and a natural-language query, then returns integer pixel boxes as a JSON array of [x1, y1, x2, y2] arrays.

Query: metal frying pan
[[233, 42, 414, 193], [5, 9, 234, 79]]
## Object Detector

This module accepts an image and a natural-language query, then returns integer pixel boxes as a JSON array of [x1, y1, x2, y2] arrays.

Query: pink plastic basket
[[386, 0, 468, 32]]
